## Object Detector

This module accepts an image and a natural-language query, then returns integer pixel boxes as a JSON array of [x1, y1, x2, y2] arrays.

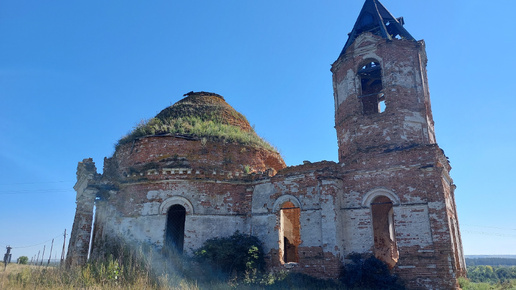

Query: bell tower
[[332, 1, 467, 288], [332, 0, 436, 161]]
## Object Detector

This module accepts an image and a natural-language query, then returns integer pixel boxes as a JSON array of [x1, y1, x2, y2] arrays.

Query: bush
[[194, 231, 265, 276], [340, 253, 404, 289], [17, 256, 28, 265]]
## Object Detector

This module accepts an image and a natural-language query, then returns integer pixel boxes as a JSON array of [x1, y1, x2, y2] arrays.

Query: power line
[[4, 234, 63, 249]]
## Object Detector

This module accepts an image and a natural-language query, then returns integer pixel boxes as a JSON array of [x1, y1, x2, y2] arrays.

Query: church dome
[[108, 92, 286, 181], [117, 91, 273, 151], [155, 91, 252, 132]]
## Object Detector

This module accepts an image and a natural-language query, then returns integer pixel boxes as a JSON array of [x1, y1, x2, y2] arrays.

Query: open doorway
[[371, 196, 399, 268], [279, 201, 300, 263], [165, 204, 186, 254]]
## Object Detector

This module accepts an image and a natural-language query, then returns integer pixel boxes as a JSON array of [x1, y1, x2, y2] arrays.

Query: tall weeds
[[0, 240, 200, 289], [1, 238, 340, 289]]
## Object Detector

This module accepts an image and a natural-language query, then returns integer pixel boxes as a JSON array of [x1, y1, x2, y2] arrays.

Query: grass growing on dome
[[116, 116, 277, 152]]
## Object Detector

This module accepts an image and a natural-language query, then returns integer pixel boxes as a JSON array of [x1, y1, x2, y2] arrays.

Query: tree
[[18, 256, 28, 265]]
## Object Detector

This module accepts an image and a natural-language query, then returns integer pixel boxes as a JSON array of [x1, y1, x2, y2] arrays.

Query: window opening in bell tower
[[358, 60, 385, 114]]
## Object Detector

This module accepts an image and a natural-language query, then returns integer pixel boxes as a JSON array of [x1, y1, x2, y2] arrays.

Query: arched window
[[279, 201, 300, 263], [165, 204, 186, 254], [371, 196, 399, 268], [358, 60, 385, 114]]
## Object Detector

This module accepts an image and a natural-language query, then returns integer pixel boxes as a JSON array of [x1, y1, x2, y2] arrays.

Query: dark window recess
[[283, 237, 296, 263], [358, 61, 385, 115], [165, 204, 186, 254], [371, 196, 399, 268]]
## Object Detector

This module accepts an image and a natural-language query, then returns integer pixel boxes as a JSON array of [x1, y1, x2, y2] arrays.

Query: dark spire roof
[[340, 0, 415, 56]]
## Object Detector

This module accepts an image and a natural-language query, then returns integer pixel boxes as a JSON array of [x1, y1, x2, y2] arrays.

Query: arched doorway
[[279, 201, 300, 263], [165, 204, 186, 254], [371, 195, 399, 268]]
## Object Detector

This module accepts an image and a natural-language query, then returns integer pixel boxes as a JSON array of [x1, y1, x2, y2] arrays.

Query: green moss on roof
[[116, 92, 277, 152]]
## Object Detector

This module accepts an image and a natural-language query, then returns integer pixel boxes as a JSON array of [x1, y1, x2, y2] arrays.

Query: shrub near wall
[[194, 231, 265, 276], [340, 253, 404, 290]]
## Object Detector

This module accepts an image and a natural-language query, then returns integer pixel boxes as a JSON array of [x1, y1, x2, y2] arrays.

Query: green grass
[[116, 116, 277, 153]]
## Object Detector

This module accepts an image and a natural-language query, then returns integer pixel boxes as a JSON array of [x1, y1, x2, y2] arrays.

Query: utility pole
[[40, 245, 46, 266], [47, 239, 54, 266], [35, 250, 40, 266], [60, 229, 66, 267], [3, 246, 12, 270]]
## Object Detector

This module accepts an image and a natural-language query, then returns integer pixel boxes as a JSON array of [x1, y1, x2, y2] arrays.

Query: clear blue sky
[[1, 0, 515, 261]]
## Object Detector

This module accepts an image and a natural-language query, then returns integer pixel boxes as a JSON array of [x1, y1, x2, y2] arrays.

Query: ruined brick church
[[67, 0, 466, 288]]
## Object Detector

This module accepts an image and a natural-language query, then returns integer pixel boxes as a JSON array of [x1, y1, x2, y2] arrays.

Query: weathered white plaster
[[319, 194, 339, 254], [384, 61, 415, 87], [141, 202, 160, 215], [340, 208, 374, 254], [336, 69, 357, 106], [185, 215, 248, 254], [252, 183, 276, 214], [251, 214, 277, 253], [394, 205, 433, 247], [300, 210, 322, 247], [111, 215, 166, 247]]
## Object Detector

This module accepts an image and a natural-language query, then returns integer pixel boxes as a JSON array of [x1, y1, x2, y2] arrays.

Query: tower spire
[[340, 0, 415, 56]]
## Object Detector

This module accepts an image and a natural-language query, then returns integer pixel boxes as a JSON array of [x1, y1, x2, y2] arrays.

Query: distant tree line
[[466, 258, 516, 267], [467, 265, 516, 283]]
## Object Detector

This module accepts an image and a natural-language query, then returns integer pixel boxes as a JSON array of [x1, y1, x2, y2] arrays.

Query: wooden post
[[35, 250, 40, 266], [40, 245, 46, 266], [47, 239, 54, 266], [60, 229, 66, 267]]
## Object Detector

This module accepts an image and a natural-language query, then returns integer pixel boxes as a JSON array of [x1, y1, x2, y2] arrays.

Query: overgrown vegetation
[[1, 234, 339, 289], [116, 116, 276, 152], [193, 231, 265, 276], [191, 231, 339, 289], [340, 253, 404, 290], [5, 245, 516, 290], [1, 258, 167, 290], [115, 93, 278, 152]]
